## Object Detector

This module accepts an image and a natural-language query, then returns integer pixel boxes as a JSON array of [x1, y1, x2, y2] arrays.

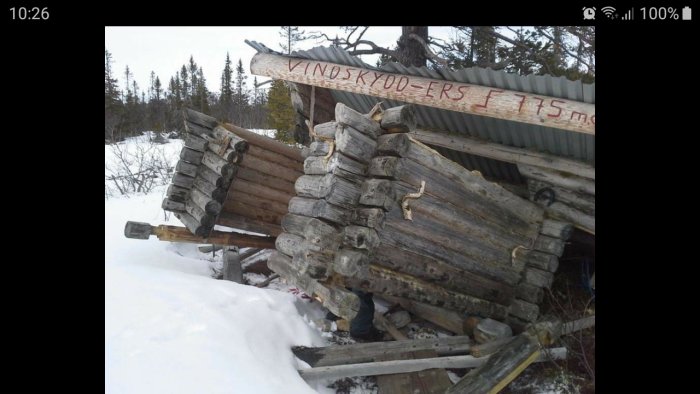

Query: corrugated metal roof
[[248, 41, 595, 183]]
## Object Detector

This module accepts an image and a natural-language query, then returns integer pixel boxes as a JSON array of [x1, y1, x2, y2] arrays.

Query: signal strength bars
[[622, 8, 634, 20]]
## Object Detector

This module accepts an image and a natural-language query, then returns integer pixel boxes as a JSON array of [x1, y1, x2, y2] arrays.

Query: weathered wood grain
[[379, 105, 416, 133], [335, 102, 382, 139], [250, 53, 595, 135]]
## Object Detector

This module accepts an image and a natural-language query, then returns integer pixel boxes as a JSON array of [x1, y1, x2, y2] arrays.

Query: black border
[[4, 1, 697, 390]]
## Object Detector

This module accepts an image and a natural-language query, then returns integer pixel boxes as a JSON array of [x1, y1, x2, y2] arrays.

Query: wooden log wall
[[269, 101, 551, 326], [161, 108, 303, 239], [519, 164, 595, 235]]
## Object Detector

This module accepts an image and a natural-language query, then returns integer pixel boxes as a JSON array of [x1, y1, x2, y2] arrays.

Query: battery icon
[[683, 6, 692, 20]]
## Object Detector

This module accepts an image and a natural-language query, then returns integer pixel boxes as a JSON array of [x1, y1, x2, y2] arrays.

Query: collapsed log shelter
[[135, 42, 594, 333]]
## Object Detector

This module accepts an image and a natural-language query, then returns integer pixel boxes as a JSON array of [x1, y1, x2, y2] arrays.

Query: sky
[[105, 26, 455, 96]]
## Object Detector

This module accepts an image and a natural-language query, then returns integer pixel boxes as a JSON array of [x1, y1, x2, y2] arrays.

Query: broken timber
[[123, 221, 276, 249], [250, 52, 595, 135], [267, 102, 558, 325], [157, 108, 304, 238]]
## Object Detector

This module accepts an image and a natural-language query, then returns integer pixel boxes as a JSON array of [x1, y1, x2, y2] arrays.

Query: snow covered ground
[[105, 133, 341, 394]]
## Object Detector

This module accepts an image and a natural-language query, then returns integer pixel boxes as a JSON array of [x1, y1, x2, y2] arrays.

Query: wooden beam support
[[250, 52, 595, 135], [298, 348, 566, 381], [410, 129, 595, 180], [123, 221, 276, 249]]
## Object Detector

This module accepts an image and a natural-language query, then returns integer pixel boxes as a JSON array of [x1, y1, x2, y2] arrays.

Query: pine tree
[[266, 80, 295, 143], [219, 53, 234, 121], [233, 59, 249, 125], [105, 49, 123, 141], [180, 65, 190, 105], [196, 66, 209, 114], [280, 26, 306, 54]]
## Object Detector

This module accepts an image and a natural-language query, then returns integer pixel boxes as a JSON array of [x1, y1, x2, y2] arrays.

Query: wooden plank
[[523, 267, 554, 289], [229, 178, 293, 205], [543, 201, 595, 235], [180, 147, 204, 164], [281, 214, 314, 237], [335, 102, 382, 139], [376, 135, 544, 226], [410, 129, 595, 180], [197, 164, 233, 188], [235, 167, 296, 195], [373, 242, 515, 305], [540, 219, 574, 240], [124, 222, 276, 248], [240, 153, 303, 183], [518, 164, 595, 195], [303, 218, 343, 252], [184, 200, 215, 228], [376, 350, 452, 394], [447, 322, 563, 394], [190, 186, 222, 215], [184, 108, 218, 129], [532, 235, 566, 257], [166, 184, 189, 203], [288, 197, 350, 225], [292, 336, 473, 367], [223, 199, 284, 225], [275, 232, 305, 257], [304, 152, 367, 177], [337, 265, 509, 319], [201, 150, 236, 179], [250, 52, 595, 135], [312, 121, 339, 140], [335, 125, 378, 163], [247, 144, 303, 172], [183, 133, 208, 152], [227, 190, 289, 215], [222, 122, 303, 162], [512, 248, 559, 273], [370, 157, 538, 235], [562, 315, 595, 335], [390, 181, 534, 251], [298, 348, 566, 381], [211, 125, 249, 152], [223, 247, 242, 283], [161, 198, 185, 212], [292, 248, 331, 279], [528, 179, 595, 213], [175, 160, 199, 178], [351, 208, 385, 229], [380, 220, 521, 286], [172, 172, 195, 189], [267, 251, 359, 320], [382, 295, 470, 335], [333, 248, 369, 278], [216, 211, 282, 236], [514, 283, 544, 304], [294, 174, 362, 209], [379, 105, 416, 133]]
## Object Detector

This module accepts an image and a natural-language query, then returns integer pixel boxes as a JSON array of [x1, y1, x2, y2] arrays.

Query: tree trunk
[[397, 27, 429, 67]]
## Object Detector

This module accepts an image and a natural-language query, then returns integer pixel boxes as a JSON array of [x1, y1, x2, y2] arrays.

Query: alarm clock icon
[[583, 7, 596, 20]]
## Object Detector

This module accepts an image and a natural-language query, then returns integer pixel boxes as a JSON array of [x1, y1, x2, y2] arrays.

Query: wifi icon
[[602, 6, 618, 19]]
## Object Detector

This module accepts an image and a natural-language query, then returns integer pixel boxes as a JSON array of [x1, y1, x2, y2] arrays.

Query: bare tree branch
[[534, 27, 592, 70], [407, 33, 449, 68]]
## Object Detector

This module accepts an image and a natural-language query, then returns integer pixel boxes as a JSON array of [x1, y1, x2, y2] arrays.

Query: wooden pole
[[250, 52, 595, 135], [298, 348, 566, 381], [410, 129, 595, 179], [123, 221, 276, 249]]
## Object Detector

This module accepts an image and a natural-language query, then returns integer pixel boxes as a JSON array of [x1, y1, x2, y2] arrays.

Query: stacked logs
[[216, 122, 304, 236], [269, 103, 550, 325], [162, 108, 303, 238], [518, 164, 595, 235], [162, 109, 249, 236]]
